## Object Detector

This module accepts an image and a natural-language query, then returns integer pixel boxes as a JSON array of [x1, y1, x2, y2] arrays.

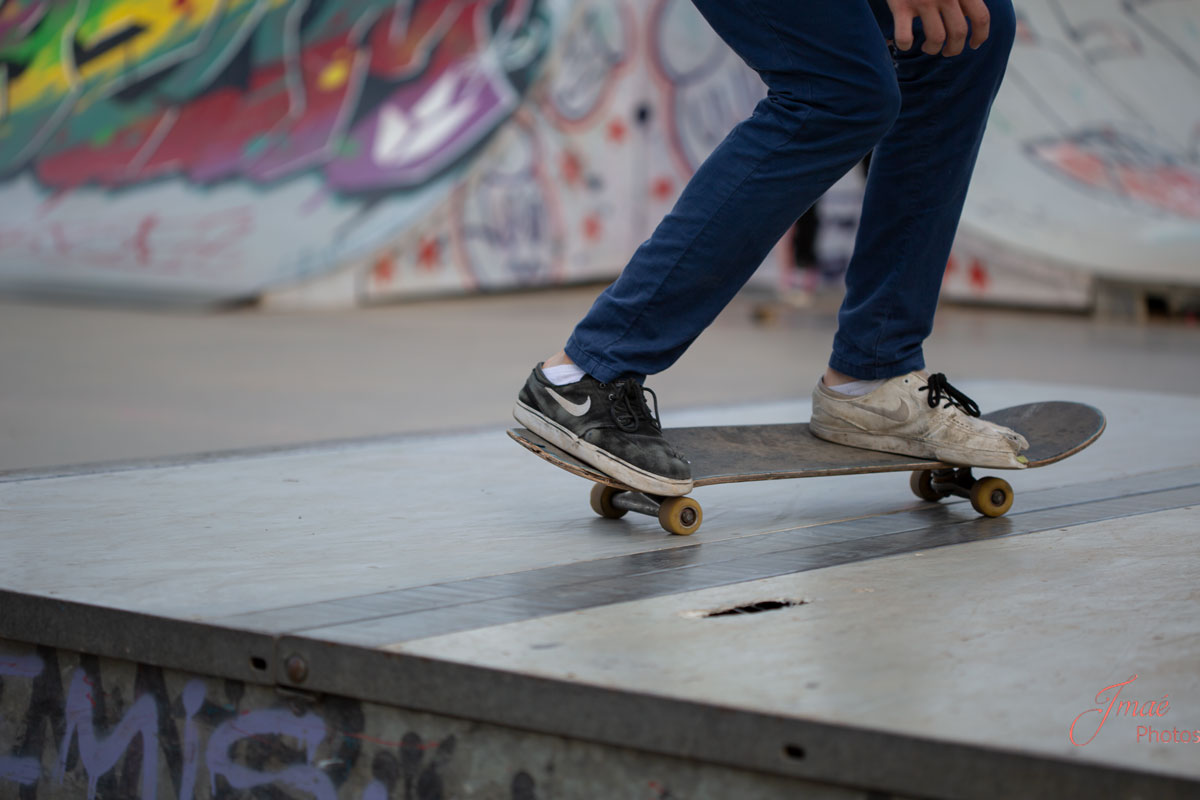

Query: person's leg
[[517, 0, 906, 495], [812, 0, 1029, 470], [829, 0, 1017, 380], [563, 0, 901, 383]]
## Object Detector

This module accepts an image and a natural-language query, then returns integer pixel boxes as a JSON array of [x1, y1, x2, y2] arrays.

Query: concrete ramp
[[0, 0, 768, 306], [946, 0, 1200, 308], [2, 0, 1195, 309]]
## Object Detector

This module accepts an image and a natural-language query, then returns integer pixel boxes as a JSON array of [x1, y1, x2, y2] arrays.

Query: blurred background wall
[[949, 0, 1200, 310], [1, 0, 1198, 311]]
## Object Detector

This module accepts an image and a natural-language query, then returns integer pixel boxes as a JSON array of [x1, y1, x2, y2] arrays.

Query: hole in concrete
[[701, 599, 807, 618], [250, 656, 268, 671], [784, 744, 806, 760]]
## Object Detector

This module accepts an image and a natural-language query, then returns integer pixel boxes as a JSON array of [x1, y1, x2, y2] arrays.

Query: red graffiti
[[0, 209, 253, 276], [1030, 131, 1200, 220], [417, 236, 441, 270]]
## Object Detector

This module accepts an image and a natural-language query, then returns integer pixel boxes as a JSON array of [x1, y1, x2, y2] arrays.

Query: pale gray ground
[[3, 382, 1197, 795], [3, 290, 1199, 799], [1, 287, 1198, 471]]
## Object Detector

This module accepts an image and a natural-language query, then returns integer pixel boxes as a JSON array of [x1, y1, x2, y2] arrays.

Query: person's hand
[[887, 0, 991, 57]]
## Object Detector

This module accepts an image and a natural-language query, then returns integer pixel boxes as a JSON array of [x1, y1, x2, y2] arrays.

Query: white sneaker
[[810, 372, 1029, 469]]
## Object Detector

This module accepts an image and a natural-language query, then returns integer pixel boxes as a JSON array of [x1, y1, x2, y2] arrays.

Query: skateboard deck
[[508, 401, 1105, 535]]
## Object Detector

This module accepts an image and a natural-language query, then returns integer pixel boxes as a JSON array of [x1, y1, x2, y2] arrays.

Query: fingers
[[893, 7, 916, 52], [918, 7, 948, 56], [938, 5, 970, 56], [961, 0, 992, 49], [893, 0, 991, 57]]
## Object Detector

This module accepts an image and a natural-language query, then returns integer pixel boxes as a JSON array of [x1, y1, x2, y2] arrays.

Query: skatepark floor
[[3, 378, 1199, 796], [2, 286, 1199, 473], [3, 288, 1200, 797]]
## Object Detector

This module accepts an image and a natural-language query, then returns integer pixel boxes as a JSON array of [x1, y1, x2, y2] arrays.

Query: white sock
[[542, 363, 586, 385], [825, 377, 884, 397]]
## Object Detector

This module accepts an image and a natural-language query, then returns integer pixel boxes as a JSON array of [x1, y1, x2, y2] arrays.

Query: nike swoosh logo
[[545, 387, 591, 417], [857, 398, 911, 423]]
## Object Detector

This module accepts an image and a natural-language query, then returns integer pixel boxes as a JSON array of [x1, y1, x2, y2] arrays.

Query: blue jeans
[[565, 0, 1016, 382]]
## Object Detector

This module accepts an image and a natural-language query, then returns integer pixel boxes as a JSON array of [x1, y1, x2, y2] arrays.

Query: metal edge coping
[[0, 590, 276, 685], [2, 595, 1194, 800], [274, 637, 1199, 800]]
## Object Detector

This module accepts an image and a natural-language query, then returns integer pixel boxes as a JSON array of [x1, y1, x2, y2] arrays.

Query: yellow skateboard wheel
[[658, 496, 703, 535], [970, 476, 1014, 517], [589, 484, 628, 519], [909, 469, 948, 502]]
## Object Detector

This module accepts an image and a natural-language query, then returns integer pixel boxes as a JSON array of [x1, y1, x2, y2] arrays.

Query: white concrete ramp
[[948, 0, 1200, 308]]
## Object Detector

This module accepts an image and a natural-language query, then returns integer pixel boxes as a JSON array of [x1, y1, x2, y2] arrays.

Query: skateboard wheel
[[589, 484, 628, 519], [658, 496, 703, 536], [970, 476, 1014, 517], [909, 470, 948, 502], [751, 304, 778, 325]]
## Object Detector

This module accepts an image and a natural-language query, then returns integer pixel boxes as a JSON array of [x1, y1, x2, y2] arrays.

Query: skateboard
[[508, 401, 1105, 535]]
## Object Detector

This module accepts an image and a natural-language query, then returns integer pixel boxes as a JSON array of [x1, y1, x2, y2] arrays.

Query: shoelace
[[918, 373, 981, 417], [605, 379, 662, 433]]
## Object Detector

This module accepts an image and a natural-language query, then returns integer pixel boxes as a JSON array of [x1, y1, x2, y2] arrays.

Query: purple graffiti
[[56, 670, 159, 799], [0, 653, 44, 679], [329, 59, 520, 190], [361, 779, 389, 800], [0, 756, 40, 786], [178, 680, 206, 800], [1, 651, 44, 786], [206, 708, 336, 799]]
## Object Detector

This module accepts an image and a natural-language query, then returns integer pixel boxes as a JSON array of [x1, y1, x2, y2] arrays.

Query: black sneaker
[[513, 365, 693, 496]]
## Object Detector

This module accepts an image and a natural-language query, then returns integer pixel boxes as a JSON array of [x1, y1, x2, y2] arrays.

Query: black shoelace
[[606, 379, 662, 433], [918, 373, 981, 417]]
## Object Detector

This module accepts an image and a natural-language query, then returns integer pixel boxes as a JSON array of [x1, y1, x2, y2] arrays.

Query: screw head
[[285, 654, 308, 684]]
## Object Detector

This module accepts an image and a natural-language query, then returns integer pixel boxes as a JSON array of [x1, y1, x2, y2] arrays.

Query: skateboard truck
[[594, 467, 1012, 536], [910, 467, 1014, 517], [590, 486, 704, 536]]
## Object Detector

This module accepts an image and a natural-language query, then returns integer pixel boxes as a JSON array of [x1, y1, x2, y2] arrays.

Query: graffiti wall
[[947, 0, 1200, 307], [0, 0, 772, 306], [0, 640, 869, 799], [4, 0, 1195, 308]]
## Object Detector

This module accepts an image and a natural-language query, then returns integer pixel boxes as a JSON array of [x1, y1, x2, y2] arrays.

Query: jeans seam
[[742, 0, 802, 72]]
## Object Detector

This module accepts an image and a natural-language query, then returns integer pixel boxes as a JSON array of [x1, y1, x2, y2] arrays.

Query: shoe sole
[[809, 421, 1028, 470], [513, 400, 694, 496]]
